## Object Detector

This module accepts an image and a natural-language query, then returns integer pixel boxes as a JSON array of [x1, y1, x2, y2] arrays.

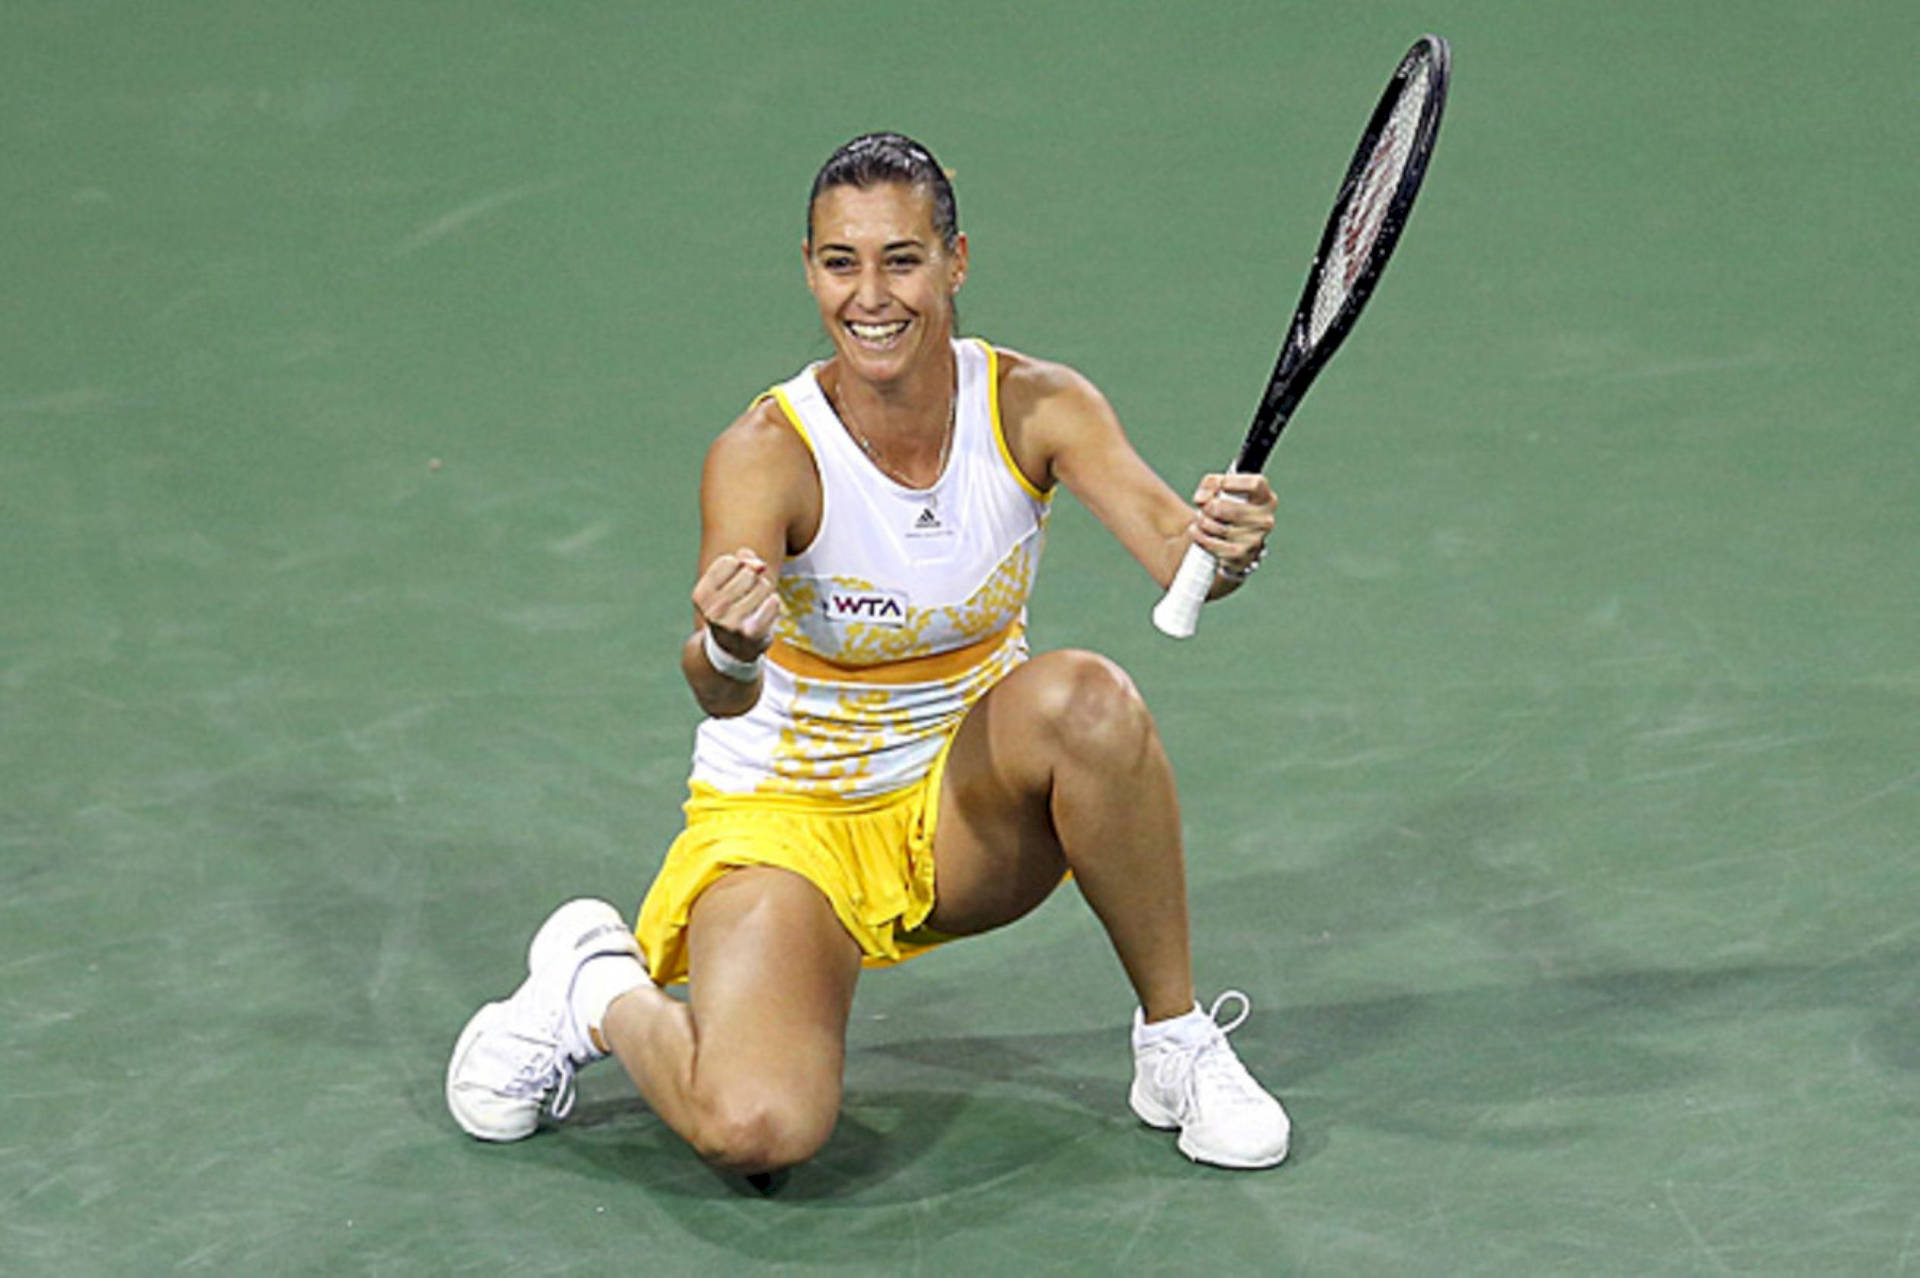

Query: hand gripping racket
[[1153, 34, 1452, 638]]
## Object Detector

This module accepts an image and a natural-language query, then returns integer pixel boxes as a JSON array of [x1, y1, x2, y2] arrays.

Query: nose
[[853, 261, 891, 312]]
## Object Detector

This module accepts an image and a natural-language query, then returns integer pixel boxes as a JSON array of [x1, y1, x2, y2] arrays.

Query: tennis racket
[[1153, 34, 1452, 638]]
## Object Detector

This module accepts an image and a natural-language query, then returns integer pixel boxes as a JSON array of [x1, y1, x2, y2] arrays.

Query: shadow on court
[[476, 946, 1914, 1164], [214, 758, 1917, 1270], [375, 932, 1920, 1270]]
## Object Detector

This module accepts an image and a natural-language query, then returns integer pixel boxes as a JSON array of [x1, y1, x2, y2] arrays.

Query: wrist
[[701, 627, 764, 683]]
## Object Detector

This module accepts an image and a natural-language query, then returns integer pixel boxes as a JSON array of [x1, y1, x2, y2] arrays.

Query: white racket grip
[[1151, 542, 1219, 638]]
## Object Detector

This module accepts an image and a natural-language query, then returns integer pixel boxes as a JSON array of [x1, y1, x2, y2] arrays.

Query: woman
[[447, 133, 1289, 1174]]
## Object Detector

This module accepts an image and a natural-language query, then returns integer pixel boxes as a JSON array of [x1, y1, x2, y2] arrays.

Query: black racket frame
[[1235, 33, 1452, 474]]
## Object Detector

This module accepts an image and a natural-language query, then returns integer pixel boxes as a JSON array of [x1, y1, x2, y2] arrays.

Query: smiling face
[[804, 181, 968, 388]]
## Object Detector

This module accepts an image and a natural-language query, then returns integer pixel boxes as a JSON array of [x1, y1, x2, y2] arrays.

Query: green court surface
[[5, 1, 1916, 1273]]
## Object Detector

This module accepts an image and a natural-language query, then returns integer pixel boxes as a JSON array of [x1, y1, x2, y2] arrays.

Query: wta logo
[[821, 587, 910, 628]]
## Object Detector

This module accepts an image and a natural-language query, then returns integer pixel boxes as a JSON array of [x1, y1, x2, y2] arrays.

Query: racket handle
[[1151, 542, 1219, 638]]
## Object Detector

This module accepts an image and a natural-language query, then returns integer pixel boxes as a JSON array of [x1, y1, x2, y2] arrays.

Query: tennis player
[[447, 133, 1290, 1174]]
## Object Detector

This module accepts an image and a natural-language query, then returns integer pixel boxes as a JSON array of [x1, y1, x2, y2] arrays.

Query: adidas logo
[[906, 504, 951, 539]]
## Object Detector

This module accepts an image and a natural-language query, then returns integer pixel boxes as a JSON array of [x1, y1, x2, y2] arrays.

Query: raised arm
[[680, 398, 821, 717], [996, 350, 1272, 598]]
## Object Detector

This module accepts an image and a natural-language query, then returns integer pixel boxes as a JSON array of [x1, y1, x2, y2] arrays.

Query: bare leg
[[928, 649, 1196, 1021], [599, 866, 862, 1175]]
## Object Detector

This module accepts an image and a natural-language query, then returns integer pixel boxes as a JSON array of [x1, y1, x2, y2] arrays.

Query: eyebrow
[[816, 237, 928, 254]]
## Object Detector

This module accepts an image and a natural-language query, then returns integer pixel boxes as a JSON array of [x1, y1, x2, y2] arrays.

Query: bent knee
[[1023, 649, 1153, 754], [692, 1093, 836, 1176]]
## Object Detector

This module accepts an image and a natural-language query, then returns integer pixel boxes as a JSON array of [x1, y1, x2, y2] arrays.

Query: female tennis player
[[447, 132, 1290, 1174]]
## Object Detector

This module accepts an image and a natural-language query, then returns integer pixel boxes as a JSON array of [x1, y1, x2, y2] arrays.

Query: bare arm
[[680, 399, 820, 717], [997, 351, 1273, 599]]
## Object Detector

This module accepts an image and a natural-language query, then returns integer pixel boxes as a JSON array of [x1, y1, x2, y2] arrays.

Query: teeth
[[849, 320, 908, 342]]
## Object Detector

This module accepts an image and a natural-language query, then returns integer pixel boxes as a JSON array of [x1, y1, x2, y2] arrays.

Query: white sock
[[1134, 1001, 1210, 1049], [569, 953, 648, 1055]]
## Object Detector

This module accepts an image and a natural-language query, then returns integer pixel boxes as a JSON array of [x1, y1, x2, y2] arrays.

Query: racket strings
[[1309, 62, 1432, 347]]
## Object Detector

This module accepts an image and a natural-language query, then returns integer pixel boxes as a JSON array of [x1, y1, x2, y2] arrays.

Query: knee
[[1026, 650, 1154, 760], [692, 1092, 835, 1176]]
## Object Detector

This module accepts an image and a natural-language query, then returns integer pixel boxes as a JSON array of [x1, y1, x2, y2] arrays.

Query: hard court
[[4, 1, 1915, 1273]]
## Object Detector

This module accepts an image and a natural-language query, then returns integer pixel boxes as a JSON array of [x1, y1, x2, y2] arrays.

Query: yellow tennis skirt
[[634, 740, 955, 986]]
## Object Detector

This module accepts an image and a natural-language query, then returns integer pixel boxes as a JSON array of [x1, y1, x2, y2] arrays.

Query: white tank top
[[690, 338, 1052, 799]]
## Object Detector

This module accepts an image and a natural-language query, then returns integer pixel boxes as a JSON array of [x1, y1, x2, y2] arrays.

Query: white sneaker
[[1129, 990, 1291, 1168], [445, 899, 645, 1141]]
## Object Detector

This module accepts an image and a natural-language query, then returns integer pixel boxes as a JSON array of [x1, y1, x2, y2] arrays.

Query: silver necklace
[[832, 381, 955, 490]]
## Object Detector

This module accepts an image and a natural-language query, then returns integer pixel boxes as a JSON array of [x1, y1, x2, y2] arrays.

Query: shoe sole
[[1175, 1127, 1289, 1170], [1132, 1081, 1290, 1169]]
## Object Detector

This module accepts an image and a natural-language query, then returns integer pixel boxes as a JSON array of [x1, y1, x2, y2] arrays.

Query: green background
[[5, 1, 1915, 1273]]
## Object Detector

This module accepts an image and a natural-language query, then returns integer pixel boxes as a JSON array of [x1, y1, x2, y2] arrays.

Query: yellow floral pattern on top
[[689, 339, 1051, 801]]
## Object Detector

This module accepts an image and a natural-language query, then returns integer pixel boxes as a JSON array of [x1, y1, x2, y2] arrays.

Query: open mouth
[[845, 319, 910, 348]]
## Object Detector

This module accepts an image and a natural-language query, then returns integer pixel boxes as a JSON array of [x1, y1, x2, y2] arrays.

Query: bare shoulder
[[993, 346, 1121, 490], [701, 393, 822, 555], [990, 344, 1190, 580], [708, 394, 815, 470], [995, 346, 1113, 421]]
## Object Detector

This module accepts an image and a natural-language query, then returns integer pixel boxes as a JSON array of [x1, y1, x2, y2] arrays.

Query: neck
[[828, 344, 956, 442], [823, 350, 958, 490]]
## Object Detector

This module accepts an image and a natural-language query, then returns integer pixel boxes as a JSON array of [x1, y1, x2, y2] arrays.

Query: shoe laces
[[498, 1011, 581, 1121], [1205, 989, 1251, 1036], [546, 1061, 579, 1121], [1153, 990, 1264, 1106]]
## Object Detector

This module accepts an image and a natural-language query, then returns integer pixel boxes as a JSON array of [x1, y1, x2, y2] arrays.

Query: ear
[[948, 231, 969, 294]]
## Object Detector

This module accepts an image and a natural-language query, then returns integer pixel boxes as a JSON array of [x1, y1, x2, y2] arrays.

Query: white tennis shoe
[[445, 898, 644, 1142], [1129, 990, 1291, 1168]]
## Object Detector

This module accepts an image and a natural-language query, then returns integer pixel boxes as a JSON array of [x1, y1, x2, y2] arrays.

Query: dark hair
[[807, 132, 959, 249]]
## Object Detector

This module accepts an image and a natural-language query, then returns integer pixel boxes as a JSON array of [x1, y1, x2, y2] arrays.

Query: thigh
[[924, 652, 1097, 936], [683, 865, 864, 1115]]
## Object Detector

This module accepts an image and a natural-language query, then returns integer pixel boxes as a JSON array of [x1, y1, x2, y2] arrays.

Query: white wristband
[[701, 628, 763, 683]]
